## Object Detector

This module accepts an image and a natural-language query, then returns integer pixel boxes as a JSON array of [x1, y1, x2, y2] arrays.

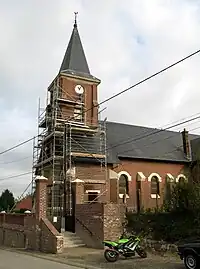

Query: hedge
[[126, 210, 200, 243]]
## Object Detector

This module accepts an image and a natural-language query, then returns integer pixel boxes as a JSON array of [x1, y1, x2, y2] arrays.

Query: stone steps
[[63, 231, 85, 248]]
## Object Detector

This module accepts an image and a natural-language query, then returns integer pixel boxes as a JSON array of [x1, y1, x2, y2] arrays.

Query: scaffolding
[[32, 75, 107, 224]]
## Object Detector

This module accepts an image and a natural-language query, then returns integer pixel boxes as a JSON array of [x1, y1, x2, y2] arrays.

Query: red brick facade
[[110, 160, 186, 211], [72, 159, 187, 211], [49, 74, 99, 127]]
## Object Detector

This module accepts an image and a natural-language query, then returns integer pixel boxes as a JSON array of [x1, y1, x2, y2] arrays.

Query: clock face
[[75, 84, 84, 95]]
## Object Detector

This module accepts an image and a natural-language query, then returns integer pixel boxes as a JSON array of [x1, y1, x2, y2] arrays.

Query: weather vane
[[74, 12, 78, 26]]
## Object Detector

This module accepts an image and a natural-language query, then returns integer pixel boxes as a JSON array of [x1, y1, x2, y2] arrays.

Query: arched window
[[119, 174, 129, 196], [151, 176, 160, 195], [178, 177, 185, 184], [176, 174, 187, 183]]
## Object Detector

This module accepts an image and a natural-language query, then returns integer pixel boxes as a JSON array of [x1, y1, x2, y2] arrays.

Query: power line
[[0, 172, 32, 182], [0, 137, 36, 156], [9, 181, 32, 212], [117, 125, 200, 157], [107, 111, 200, 151], [0, 112, 197, 177], [106, 114, 200, 152], [190, 125, 200, 132], [0, 125, 197, 184], [0, 155, 32, 165], [1, 48, 200, 157], [96, 49, 200, 107], [1, 124, 200, 183]]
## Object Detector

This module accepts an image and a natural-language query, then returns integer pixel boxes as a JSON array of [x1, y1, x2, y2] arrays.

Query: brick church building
[[34, 16, 200, 232]]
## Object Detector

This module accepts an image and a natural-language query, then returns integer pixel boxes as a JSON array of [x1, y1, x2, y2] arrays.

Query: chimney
[[182, 128, 191, 161]]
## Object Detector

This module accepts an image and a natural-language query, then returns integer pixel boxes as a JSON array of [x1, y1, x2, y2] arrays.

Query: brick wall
[[0, 214, 32, 248], [59, 75, 99, 126], [76, 163, 106, 182], [74, 159, 186, 211], [0, 176, 64, 254], [75, 203, 125, 248], [0, 213, 63, 253], [75, 163, 108, 203], [113, 159, 186, 210], [75, 203, 104, 248], [40, 218, 63, 253], [73, 157, 188, 214]]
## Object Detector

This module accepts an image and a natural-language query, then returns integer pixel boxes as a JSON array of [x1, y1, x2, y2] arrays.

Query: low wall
[[0, 214, 28, 248], [40, 218, 63, 253], [75, 203, 126, 248], [0, 213, 64, 254], [142, 239, 178, 255], [75, 203, 104, 248]]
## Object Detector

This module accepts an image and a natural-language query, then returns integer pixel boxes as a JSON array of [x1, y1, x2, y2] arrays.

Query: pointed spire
[[74, 11, 78, 28], [59, 13, 98, 80]]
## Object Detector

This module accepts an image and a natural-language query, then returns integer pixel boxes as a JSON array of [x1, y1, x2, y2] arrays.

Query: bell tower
[[55, 13, 100, 127], [33, 14, 107, 231]]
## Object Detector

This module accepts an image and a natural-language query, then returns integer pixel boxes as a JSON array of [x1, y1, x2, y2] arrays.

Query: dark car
[[178, 240, 200, 269]]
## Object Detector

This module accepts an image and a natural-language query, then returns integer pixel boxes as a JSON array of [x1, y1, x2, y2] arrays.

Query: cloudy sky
[[1, 0, 200, 196]]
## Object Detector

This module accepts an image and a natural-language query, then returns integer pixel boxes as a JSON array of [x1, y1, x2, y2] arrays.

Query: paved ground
[[55, 248, 185, 269], [0, 247, 185, 269], [0, 249, 79, 269]]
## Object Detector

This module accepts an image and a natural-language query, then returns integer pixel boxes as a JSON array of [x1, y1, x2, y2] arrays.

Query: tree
[[0, 189, 15, 211], [164, 181, 200, 214]]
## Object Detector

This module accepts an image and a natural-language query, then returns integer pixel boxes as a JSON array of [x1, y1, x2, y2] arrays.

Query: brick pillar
[[136, 172, 146, 212], [109, 169, 119, 203], [35, 175, 48, 220], [103, 203, 125, 241], [71, 178, 84, 204]]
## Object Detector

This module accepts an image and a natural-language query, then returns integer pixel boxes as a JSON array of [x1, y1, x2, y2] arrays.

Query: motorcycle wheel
[[136, 247, 147, 258], [104, 249, 119, 262]]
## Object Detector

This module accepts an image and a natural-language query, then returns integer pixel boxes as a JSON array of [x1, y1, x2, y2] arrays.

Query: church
[[33, 15, 200, 232]]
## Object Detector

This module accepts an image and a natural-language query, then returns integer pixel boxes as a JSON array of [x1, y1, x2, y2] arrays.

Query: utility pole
[[61, 123, 67, 232]]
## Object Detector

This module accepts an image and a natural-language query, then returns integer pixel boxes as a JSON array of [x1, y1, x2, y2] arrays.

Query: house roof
[[59, 21, 99, 81], [105, 121, 199, 164], [15, 196, 32, 211]]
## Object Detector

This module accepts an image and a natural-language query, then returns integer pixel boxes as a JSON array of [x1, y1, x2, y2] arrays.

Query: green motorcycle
[[103, 234, 147, 262]]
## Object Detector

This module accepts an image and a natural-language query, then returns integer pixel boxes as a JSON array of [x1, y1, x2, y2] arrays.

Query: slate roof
[[59, 22, 99, 82], [105, 121, 200, 164], [70, 121, 199, 164], [191, 137, 200, 161]]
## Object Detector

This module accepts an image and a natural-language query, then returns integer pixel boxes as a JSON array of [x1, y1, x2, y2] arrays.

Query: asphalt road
[[0, 249, 81, 269], [0, 248, 185, 269]]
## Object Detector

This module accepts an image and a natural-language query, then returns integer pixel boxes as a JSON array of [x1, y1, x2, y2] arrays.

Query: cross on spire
[[74, 12, 78, 27]]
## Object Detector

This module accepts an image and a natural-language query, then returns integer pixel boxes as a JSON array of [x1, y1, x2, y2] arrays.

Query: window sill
[[85, 190, 100, 194], [119, 194, 129, 199], [151, 194, 160, 199]]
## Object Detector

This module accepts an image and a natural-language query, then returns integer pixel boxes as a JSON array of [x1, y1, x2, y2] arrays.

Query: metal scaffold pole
[[62, 123, 67, 232], [68, 123, 72, 216]]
